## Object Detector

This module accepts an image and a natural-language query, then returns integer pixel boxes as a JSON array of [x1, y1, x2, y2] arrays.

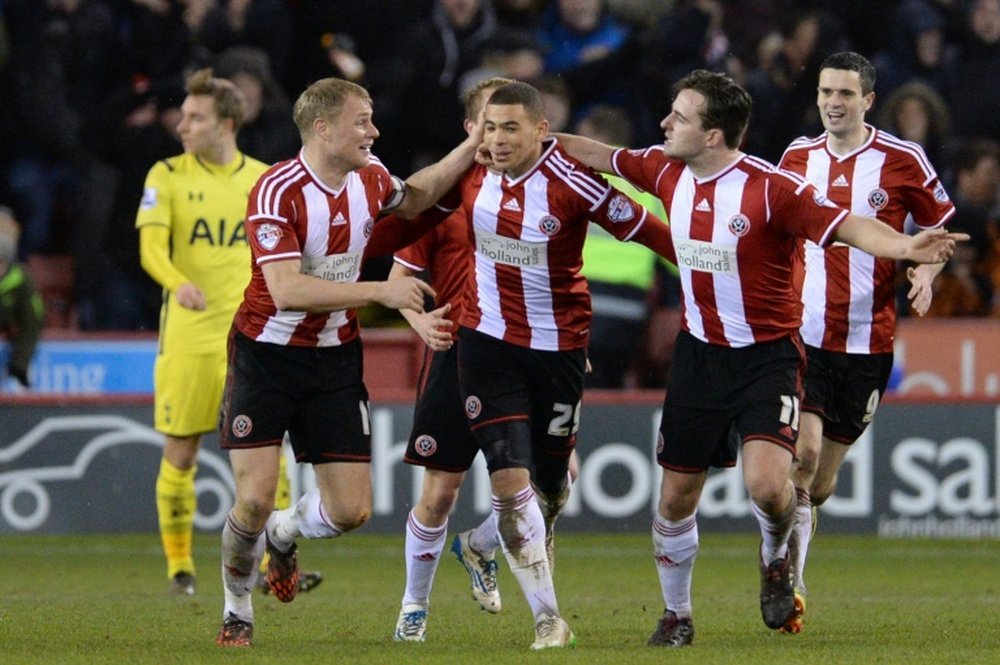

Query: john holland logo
[[465, 396, 482, 419]]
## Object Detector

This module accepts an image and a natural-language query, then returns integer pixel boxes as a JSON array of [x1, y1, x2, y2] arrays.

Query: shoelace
[[400, 611, 426, 636]]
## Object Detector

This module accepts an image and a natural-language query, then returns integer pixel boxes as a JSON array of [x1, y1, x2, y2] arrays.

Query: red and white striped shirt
[[448, 138, 656, 351], [233, 151, 402, 347], [613, 146, 848, 348], [780, 126, 955, 353]]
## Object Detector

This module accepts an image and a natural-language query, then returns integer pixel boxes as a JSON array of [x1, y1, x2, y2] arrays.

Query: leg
[[395, 469, 465, 642], [157, 434, 200, 593], [531, 447, 573, 574], [264, 462, 371, 602], [483, 425, 574, 650], [217, 446, 281, 647], [648, 468, 704, 647], [743, 438, 797, 630], [789, 411, 824, 594]]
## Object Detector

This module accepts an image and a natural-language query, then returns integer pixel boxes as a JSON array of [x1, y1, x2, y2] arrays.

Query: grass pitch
[[0, 532, 996, 664]]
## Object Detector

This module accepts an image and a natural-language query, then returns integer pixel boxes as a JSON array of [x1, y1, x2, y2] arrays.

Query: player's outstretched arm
[[394, 119, 484, 219], [551, 133, 616, 174], [833, 214, 968, 264], [262, 258, 435, 313]]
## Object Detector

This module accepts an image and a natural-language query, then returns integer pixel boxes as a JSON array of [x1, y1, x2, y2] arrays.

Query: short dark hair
[[820, 51, 877, 95], [672, 69, 751, 149], [486, 81, 545, 121], [951, 138, 1000, 175]]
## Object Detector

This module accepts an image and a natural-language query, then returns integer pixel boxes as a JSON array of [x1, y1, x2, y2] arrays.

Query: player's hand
[[175, 282, 206, 310], [906, 265, 934, 317], [411, 303, 454, 351], [377, 276, 435, 312], [904, 228, 969, 264]]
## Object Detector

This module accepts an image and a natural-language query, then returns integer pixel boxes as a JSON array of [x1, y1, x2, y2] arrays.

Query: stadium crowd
[[0, 0, 998, 348]]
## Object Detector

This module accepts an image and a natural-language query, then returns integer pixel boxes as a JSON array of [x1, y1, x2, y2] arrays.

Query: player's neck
[[687, 149, 743, 179], [301, 146, 350, 191], [827, 125, 870, 157], [197, 139, 237, 167]]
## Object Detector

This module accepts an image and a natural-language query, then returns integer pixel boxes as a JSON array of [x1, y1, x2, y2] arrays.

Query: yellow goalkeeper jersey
[[136, 152, 268, 354]]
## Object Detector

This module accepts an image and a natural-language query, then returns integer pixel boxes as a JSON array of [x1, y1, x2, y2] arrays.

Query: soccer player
[[446, 81, 676, 650], [778, 51, 956, 631], [554, 69, 962, 646], [389, 76, 512, 643], [136, 68, 319, 597], [214, 77, 483, 647]]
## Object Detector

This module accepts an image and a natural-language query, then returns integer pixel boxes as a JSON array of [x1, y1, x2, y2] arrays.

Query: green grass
[[0, 533, 997, 664]]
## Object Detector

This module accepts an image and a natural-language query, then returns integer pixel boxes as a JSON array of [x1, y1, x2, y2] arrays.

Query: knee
[[794, 446, 820, 480], [420, 486, 460, 523], [233, 495, 274, 531], [746, 477, 791, 514], [327, 502, 371, 533]]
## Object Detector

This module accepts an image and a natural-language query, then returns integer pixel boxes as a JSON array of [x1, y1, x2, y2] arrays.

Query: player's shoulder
[[871, 128, 936, 173], [779, 134, 825, 164], [240, 153, 272, 178]]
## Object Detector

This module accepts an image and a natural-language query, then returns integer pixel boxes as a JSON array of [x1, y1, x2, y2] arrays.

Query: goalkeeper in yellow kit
[[136, 68, 320, 596]]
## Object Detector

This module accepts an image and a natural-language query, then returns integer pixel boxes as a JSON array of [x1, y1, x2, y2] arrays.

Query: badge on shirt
[[140, 187, 158, 210], [933, 181, 950, 203], [255, 223, 282, 250], [867, 188, 889, 211], [812, 190, 838, 209], [607, 194, 636, 222]]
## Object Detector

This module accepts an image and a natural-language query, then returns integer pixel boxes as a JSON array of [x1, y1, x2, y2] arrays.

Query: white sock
[[269, 488, 343, 550], [792, 487, 812, 591], [752, 495, 795, 564], [401, 510, 447, 607], [469, 513, 500, 555], [494, 486, 557, 621], [537, 471, 572, 534], [651, 512, 698, 618], [221, 511, 265, 622]]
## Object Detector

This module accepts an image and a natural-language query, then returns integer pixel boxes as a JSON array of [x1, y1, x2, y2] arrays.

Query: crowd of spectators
[[0, 0, 998, 341]]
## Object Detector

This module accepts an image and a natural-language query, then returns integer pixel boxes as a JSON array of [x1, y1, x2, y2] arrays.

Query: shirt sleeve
[[245, 177, 302, 265], [611, 146, 672, 196], [768, 169, 849, 246], [135, 161, 172, 230]]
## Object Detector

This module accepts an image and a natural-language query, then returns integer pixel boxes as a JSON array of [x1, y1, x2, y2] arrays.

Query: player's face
[[816, 68, 873, 138], [177, 95, 228, 159], [324, 94, 379, 172], [659, 89, 711, 162], [484, 103, 548, 177]]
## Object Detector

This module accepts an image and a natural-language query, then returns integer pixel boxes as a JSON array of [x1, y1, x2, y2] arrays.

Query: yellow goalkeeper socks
[[156, 458, 197, 579]]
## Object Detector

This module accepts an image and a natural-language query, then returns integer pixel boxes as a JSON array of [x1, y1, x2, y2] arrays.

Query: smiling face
[[817, 68, 873, 141], [659, 88, 712, 162], [176, 94, 229, 159], [484, 103, 548, 177], [321, 93, 379, 172]]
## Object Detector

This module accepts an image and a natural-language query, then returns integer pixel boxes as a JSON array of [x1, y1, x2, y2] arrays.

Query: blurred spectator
[[536, 0, 629, 73], [949, 0, 1000, 142], [458, 28, 546, 93], [494, 0, 547, 30], [186, 0, 294, 83], [871, 0, 953, 100], [877, 80, 952, 170], [380, 0, 498, 171], [921, 138, 1000, 317], [81, 75, 186, 330], [536, 75, 574, 133], [744, 9, 841, 162], [572, 104, 670, 388], [0, 206, 44, 388], [214, 46, 299, 165]]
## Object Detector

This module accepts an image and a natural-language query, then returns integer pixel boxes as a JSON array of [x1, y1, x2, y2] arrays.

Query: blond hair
[[293, 77, 372, 139], [463, 76, 516, 120], [185, 68, 247, 130]]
